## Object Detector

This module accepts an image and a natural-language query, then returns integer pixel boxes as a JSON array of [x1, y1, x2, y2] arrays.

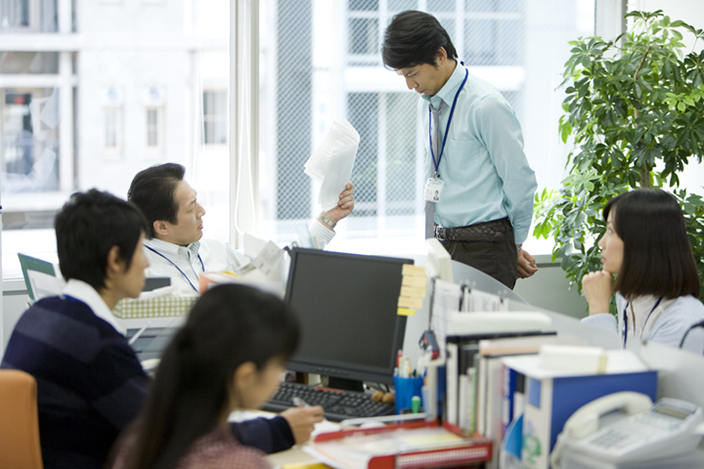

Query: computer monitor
[[284, 248, 413, 385]]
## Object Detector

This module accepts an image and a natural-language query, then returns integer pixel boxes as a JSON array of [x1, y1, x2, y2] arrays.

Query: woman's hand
[[582, 270, 614, 315], [280, 405, 324, 444]]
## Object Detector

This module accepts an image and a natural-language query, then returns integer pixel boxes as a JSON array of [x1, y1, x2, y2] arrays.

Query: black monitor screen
[[284, 248, 412, 384]]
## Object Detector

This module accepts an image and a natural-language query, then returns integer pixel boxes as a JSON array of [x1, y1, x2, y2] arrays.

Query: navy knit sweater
[[1, 295, 294, 469]]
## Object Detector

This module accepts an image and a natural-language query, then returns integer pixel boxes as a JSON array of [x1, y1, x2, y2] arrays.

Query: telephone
[[551, 392, 704, 468]]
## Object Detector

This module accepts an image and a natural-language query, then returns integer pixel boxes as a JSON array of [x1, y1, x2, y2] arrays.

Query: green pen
[[411, 395, 421, 413]]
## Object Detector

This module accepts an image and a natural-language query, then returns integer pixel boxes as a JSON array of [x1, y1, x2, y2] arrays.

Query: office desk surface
[[266, 447, 327, 467], [230, 410, 339, 467]]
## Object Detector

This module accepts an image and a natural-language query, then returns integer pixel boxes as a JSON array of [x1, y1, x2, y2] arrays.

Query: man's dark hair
[[605, 189, 701, 300], [54, 189, 149, 291], [381, 10, 458, 70], [128, 163, 186, 238]]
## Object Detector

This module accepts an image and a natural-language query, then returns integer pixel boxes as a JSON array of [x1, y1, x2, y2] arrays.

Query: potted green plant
[[533, 10, 704, 305]]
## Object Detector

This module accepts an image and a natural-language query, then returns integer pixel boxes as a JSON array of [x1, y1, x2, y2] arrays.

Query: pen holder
[[393, 375, 424, 415]]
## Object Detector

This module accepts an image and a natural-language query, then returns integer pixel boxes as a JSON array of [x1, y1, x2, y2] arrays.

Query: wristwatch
[[319, 212, 337, 229]]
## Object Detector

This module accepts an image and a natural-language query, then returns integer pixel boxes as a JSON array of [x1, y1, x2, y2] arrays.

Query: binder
[[306, 420, 492, 469]]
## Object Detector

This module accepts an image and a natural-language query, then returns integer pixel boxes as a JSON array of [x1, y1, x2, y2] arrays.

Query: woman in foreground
[[112, 284, 303, 469]]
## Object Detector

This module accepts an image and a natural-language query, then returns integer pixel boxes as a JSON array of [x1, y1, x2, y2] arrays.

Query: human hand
[[582, 270, 614, 315], [280, 405, 324, 445], [321, 182, 355, 226], [517, 248, 538, 279]]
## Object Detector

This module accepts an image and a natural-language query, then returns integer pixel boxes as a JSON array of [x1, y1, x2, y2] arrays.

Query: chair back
[[0, 369, 43, 469]]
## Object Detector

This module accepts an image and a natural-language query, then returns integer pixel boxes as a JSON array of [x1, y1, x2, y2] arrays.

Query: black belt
[[434, 217, 512, 243]]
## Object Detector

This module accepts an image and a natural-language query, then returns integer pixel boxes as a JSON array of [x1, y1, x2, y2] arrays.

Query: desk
[[230, 410, 339, 468], [266, 447, 326, 468]]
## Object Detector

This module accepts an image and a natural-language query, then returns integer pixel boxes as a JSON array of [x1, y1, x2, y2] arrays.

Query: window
[[145, 106, 163, 151], [0, 0, 58, 32], [257, 0, 595, 255], [203, 90, 227, 145], [1, 0, 231, 278], [103, 106, 122, 153]]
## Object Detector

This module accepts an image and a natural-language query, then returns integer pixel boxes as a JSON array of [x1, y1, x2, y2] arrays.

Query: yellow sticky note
[[398, 296, 424, 309], [401, 285, 427, 298], [397, 307, 416, 316], [402, 264, 426, 277], [402, 275, 426, 288]]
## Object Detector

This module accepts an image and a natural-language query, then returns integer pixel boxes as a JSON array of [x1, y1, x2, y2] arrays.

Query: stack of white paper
[[304, 119, 359, 210]]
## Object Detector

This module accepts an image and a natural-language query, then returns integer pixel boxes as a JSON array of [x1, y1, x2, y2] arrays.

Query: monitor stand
[[327, 376, 364, 392]]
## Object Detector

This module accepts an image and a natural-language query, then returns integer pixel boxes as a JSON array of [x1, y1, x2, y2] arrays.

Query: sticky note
[[398, 296, 423, 309], [401, 285, 426, 298], [402, 264, 426, 277], [402, 275, 426, 288], [397, 307, 416, 316]]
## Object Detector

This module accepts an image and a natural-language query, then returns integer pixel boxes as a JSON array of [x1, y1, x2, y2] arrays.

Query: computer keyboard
[[262, 381, 396, 422], [126, 327, 178, 361]]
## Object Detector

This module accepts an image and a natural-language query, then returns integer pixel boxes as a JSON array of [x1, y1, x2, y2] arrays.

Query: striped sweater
[[1, 295, 149, 469], [1, 295, 295, 468]]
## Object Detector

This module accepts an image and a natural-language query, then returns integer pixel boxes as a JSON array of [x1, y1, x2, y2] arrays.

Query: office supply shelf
[[263, 382, 395, 422]]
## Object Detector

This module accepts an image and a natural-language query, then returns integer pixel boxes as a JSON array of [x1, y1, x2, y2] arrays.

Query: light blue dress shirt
[[421, 62, 537, 244]]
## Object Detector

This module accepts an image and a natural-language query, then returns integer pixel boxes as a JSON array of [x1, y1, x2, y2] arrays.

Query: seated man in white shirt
[[126, 163, 353, 453], [127, 162, 354, 293]]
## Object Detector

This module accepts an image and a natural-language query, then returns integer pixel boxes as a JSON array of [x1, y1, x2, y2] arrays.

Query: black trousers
[[435, 218, 518, 290]]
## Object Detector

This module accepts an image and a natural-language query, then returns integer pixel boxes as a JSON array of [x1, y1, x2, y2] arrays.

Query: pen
[[128, 321, 152, 346], [292, 396, 309, 407]]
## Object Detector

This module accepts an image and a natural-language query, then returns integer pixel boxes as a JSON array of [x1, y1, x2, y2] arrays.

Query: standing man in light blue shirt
[[382, 10, 538, 289]]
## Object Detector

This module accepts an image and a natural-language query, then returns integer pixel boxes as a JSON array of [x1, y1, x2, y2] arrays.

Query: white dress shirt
[[143, 221, 335, 293], [62, 278, 126, 335]]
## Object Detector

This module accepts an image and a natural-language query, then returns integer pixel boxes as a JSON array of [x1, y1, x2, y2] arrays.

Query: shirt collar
[[62, 279, 126, 335], [422, 61, 465, 110], [145, 237, 201, 261]]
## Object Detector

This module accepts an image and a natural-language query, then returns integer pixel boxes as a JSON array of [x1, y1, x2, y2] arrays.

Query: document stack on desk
[[305, 420, 492, 469]]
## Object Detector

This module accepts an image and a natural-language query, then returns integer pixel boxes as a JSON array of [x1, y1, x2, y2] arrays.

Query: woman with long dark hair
[[582, 189, 704, 352], [111, 284, 301, 469]]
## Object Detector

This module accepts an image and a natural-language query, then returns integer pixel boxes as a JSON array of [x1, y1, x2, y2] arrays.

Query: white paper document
[[304, 119, 359, 210]]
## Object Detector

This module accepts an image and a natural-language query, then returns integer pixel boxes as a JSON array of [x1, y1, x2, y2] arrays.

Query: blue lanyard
[[622, 296, 663, 348], [428, 67, 469, 177], [145, 245, 205, 293]]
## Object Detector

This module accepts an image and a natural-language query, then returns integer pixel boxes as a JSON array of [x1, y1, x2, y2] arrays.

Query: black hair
[[54, 189, 149, 291], [127, 163, 186, 238], [119, 284, 300, 469], [381, 10, 458, 70], [604, 189, 701, 300]]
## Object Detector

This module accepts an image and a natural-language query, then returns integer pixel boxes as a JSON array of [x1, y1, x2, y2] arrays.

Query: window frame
[[144, 105, 164, 154], [202, 89, 228, 146], [103, 105, 123, 156]]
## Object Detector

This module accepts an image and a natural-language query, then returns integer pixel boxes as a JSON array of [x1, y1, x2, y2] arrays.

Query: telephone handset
[[551, 392, 703, 468]]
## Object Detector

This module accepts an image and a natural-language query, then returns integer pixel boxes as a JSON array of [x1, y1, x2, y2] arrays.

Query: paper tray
[[306, 420, 492, 469]]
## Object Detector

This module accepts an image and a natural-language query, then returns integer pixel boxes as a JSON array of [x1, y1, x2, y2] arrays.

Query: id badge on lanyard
[[424, 177, 445, 203], [425, 67, 469, 205]]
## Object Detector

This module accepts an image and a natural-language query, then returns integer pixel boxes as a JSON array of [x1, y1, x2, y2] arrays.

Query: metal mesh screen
[[275, 0, 313, 221]]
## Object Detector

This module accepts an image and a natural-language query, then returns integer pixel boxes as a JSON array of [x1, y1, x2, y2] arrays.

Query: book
[[478, 334, 586, 357], [445, 331, 557, 434]]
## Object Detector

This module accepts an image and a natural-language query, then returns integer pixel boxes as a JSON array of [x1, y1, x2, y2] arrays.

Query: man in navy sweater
[[1, 190, 297, 469]]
